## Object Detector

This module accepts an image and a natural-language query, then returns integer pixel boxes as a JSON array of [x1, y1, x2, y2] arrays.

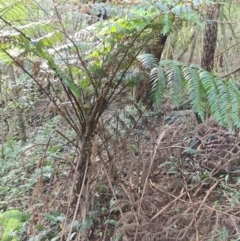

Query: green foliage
[[139, 53, 240, 128], [0, 0, 208, 113], [0, 138, 22, 174], [137, 54, 159, 70], [0, 0, 28, 22], [0, 116, 74, 203], [0, 210, 28, 241], [0, 0, 63, 64]]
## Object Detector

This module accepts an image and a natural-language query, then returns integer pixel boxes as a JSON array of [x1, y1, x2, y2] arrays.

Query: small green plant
[[0, 210, 28, 241], [216, 226, 228, 241]]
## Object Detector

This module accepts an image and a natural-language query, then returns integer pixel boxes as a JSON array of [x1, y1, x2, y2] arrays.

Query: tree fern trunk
[[146, 34, 168, 62], [201, 2, 220, 71]]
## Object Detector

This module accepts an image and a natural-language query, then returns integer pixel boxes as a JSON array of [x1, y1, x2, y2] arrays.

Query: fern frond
[[0, 1, 28, 22], [200, 71, 223, 124], [217, 77, 233, 127], [162, 14, 173, 35], [149, 60, 186, 106], [149, 65, 167, 104], [183, 66, 206, 121], [146, 55, 240, 129], [32, 31, 63, 48], [137, 53, 159, 70], [0, 48, 25, 64], [228, 81, 240, 128], [160, 60, 186, 106], [121, 70, 145, 87], [200, 71, 234, 127]]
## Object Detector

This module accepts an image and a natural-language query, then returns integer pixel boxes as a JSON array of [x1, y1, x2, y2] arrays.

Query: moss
[[0, 210, 28, 241]]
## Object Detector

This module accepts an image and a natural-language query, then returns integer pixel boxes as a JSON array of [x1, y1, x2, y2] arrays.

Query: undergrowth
[[0, 116, 74, 207], [1, 104, 240, 240]]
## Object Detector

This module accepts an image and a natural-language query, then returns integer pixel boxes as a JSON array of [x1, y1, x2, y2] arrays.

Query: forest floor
[[95, 104, 240, 241], [2, 100, 240, 241]]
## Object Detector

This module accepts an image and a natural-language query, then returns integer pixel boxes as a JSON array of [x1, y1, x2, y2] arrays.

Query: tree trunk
[[146, 34, 168, 62], [201, 2, 220, 71], [76, 135, 92, 194], [8, 66, 27, 144]]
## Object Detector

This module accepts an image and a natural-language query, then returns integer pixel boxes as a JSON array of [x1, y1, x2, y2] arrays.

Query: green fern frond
[[137, 53, 159, 70], [32, 31, 63, 48], [149, 65, 167, 104], [199, 69, 213, 92], [200, 71, 227, 125], [160, 60, 186, 106], [217, 77, 233, 127], [0, 1, 28, 22], [146, 54, 240, 129], [149, 60, 186, 106], [162, 14, 173, 35], [0, 48, 24, 64], [121, 70, 145, 87], [183, 66, 206, 121], [200, 71, 224, 124], [228, 81, 240, 128]]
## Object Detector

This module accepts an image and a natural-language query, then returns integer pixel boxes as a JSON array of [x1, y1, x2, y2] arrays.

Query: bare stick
[[138, 131, 165, 216]]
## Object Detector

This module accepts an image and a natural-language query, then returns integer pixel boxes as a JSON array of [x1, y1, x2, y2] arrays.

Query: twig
[[214, 40, 240, 58], [150, 183, 198, 222], [220, 66, 240, 78], [138, 131, 165, 216], [179, 179, 223, 240], [204, 204, 240, 220], [150, 180, 200, 205], [195, 179, 224, 218]]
